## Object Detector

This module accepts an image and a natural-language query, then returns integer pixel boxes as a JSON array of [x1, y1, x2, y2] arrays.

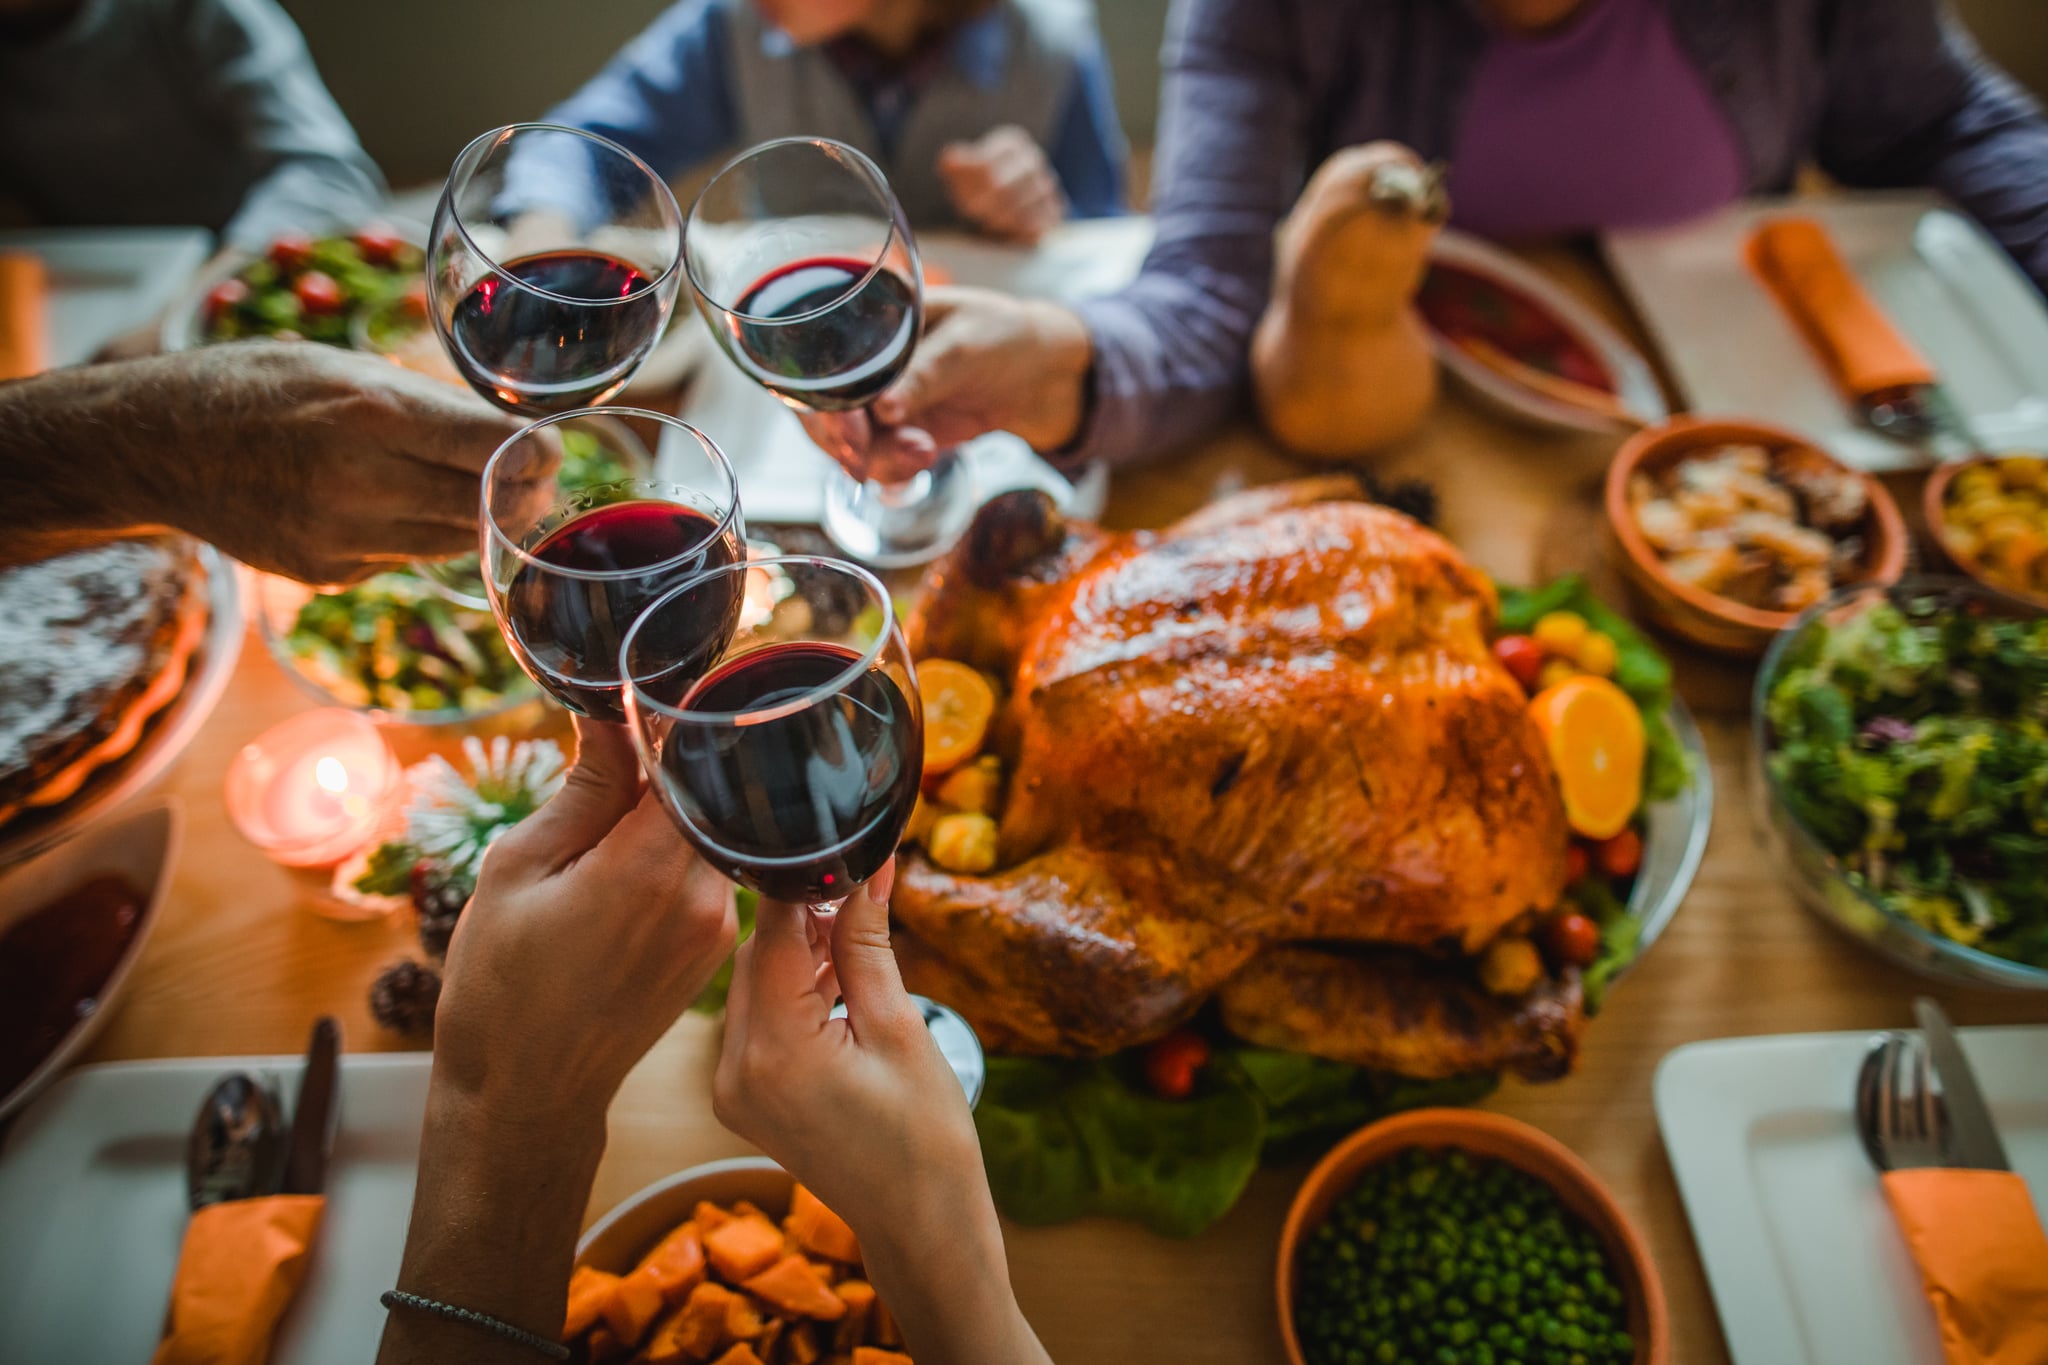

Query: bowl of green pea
[[1278, 1109, 1667, 1365]]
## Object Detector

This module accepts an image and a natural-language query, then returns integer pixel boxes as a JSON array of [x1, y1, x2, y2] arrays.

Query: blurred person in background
[[805, 0, 2048, 474], [0, 0, 383, 250], [538, 0, 1126, 243]]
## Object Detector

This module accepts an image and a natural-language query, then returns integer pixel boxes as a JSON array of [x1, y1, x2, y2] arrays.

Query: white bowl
[[575, 1157, 792, 1272], [0, 801, 181, 1123]]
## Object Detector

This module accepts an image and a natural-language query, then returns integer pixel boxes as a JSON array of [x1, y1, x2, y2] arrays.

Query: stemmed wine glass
[[481, 410, 745, 723], [428, 123, 683, 415], [621, 556, 924, 916], [685, 137, 973, 568]]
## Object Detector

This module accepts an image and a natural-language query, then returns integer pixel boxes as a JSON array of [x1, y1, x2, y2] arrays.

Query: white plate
[[0, 543, 244, 867], [1424, 229, 1668, 433], [0, 227, 212, 367], [0, 803, 179, 1124], [1654, 1026, 2048, 1365], [0, 1053, 431, 1365], [1605, 192, 2048, 472], [666, 217, 1154, 527]]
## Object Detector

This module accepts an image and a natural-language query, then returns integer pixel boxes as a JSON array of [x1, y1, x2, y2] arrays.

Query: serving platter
[[1620, 696, 1711, 976], [0, 1053, 431, 1365], [0, 543, 243, 868], [1655, 1026, 2048, 1365]]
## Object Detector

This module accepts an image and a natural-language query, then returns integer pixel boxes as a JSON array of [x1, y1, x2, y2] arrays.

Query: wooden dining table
[[71, 244, 2048, 1365]]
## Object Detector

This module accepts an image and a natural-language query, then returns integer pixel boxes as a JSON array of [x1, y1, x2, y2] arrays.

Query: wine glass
[[622, 556, 923, 916], [482, 409, 744, 723], [428, 123, 682, 416], [685, 137, 973, 568]]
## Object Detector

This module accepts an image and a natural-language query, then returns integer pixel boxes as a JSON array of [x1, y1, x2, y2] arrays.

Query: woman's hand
[[937, 125, 1067, 244], [796, 286, 1093, 481], [434, 718, 739, 1124], [714, 866, 1052, 1365]]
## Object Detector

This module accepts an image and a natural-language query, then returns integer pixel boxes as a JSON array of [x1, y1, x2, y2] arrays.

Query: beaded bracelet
[[380, 1289, 572, 1360]]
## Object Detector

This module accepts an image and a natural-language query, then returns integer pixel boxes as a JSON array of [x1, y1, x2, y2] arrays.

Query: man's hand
[[936, 125, 1066, 244], [0, 340, 530, 583], [798, 286, 1093, 480], [434, 718, 738, 1123]]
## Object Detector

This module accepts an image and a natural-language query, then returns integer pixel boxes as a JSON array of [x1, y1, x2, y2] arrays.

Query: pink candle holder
[[224, 709, 401, 869]]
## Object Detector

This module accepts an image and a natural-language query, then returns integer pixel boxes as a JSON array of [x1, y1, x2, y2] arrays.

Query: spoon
[[185, 1072, 286, 1210]]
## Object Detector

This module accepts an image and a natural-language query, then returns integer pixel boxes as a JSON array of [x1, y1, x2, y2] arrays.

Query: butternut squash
[[624, 1220, 708, 1306], [852, 1349, 914, 1365], [711, 1344, 766, 1365], [785, 1185, 862, 1264], [742, 1254, 850, 1322], [564, 1266, 621, 1338], [1251, 143, 1446, 460], [705, 1214, 787, 1283], [672, 1282, 739, 1359], [599, 1270, 666, 1347], [832, 1280, 878, 1352]]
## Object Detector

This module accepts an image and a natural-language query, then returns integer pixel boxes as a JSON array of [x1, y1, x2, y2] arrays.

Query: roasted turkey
[[894, 477, 1588, 1081]]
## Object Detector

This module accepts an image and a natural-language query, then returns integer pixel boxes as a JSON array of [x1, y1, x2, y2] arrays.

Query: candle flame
[[315, 756, 349, 794]]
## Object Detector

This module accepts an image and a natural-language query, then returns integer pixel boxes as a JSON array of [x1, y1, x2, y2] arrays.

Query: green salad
[[281, 572, 535, 716], [204, 229, 424, 347], [1766, 591, 2048, 967]]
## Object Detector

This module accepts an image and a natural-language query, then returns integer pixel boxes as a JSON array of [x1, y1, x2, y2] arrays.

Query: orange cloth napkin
[[0, 251, 48, 381], [152, 1195, 325, 1365], [1882, 1169, 2048, 1365], [1744, 215, 1936, 398]]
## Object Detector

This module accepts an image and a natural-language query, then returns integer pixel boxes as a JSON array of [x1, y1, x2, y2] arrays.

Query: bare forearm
[[0, 366, 158, 565], [858, 1175, 1052, 1365], [376, 1081, 606, 1365]]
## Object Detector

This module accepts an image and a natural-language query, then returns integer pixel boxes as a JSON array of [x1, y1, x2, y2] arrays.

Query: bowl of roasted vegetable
[[1754, 578, 2048, 988], [161, 224, 425, 352], [1925, 453, 2048, 611], [256, 568, 539, 725], [1278, 1109, 1668, 1365], [571, 1158, 915, 1364]]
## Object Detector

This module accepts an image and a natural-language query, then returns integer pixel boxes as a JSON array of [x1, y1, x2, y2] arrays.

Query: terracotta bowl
[[1604, 416, 1908, 656], [1277, 1109, 1669, 1365], [1922, 455, 2048, 612], [576, 1157, 791, 1273]]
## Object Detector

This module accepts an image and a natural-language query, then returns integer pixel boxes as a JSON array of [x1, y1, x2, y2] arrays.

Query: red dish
[[1419, 261, 1617, 394]]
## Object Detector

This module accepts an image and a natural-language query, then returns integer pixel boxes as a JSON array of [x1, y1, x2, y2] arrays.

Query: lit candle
[[224, 709, 401, 868]]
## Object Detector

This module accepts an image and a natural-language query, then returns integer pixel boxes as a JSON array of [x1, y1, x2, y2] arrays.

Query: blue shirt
[[542, 0, 1125, 220]]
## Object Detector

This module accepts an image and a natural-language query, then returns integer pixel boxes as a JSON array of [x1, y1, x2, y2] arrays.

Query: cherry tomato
[[293, 270, 345, 314], [1564, 843, 1590, 886], [1594, 827, 1643, 880], [1142, 1029, 1211, 1101], [353, 225, 402, 267], [203, 278, 249, 321], [267, 233, 313, 272], [1492, 634, 1546, 692], [1543, 912, 1601, 968]]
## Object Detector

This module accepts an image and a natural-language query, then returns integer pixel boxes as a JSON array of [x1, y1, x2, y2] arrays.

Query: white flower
[[399, 736, 566, 883]]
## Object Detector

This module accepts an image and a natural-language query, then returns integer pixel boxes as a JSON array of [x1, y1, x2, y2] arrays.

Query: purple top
[[1071, 0, 2048, 468], [1449, 0, 1744, 240]]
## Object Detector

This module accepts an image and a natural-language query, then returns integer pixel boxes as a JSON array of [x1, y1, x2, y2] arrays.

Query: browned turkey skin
[[895, 479, 1581, 1081]]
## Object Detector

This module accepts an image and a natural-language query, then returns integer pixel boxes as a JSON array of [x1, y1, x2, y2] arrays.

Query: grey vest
[[722, 0, 1091, 228]]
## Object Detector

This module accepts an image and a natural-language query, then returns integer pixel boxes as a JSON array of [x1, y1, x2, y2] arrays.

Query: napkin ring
[[380, 1289, 571, 1360]]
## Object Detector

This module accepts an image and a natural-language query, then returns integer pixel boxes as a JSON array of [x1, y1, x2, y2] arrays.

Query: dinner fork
[[1855, 1030, 1950, 1172]]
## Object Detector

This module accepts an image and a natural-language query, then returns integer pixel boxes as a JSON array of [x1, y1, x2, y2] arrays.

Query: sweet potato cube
[[628, 1221, 708, 1305], [830, 1281, 876, 1352], [755, 1319, 785, 1364], [602, 1271, 667, 1347], [586, 1326, 626, 1361], [672, 1283, 738, 1360], [732, 1201, 769, 1222], [852, 1350, 912, 1365], [785, 1322, 823, 1365], [706, 1215, 787, 1284], [741, 1254, 848, 1322], [867, 1299, 901, 1349], [639, 1304, 693, 1364], [566, 1266, 621, 1338], [784, 1185, 862, 1264], [710, 1345, 765, 1365], [725, 1291, 769, 1341], [694, 1201, 734, 1234]]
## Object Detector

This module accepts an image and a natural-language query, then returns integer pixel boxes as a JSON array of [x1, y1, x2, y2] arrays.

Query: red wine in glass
[[658, 641, 921, 904], [730, 256, 919, 412], [503, 499, 743, 721], [449, 249, 665, 415]]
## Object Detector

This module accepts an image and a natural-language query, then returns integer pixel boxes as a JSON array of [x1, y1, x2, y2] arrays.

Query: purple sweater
[[1072, 0, 2048, 466]]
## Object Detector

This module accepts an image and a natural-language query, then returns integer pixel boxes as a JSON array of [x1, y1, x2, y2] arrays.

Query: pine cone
[[369, 959, 442, 1036], [409, 861, 470, 960]]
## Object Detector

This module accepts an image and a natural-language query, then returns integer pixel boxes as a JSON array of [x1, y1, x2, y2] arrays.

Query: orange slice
[[1527, 675, 1644, 840], [916, 658, 995, 776]]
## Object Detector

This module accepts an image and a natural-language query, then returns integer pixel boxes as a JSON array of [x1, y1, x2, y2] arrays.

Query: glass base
[[820, 452, 975, 569]]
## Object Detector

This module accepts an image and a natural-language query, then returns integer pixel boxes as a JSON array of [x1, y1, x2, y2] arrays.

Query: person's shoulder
[[996, 0, 1106, 66]]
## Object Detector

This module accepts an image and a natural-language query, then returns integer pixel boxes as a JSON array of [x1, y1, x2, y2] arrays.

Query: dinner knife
[[280, 1016, 341, 1196], [1913, 997, 2010, 1172]]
